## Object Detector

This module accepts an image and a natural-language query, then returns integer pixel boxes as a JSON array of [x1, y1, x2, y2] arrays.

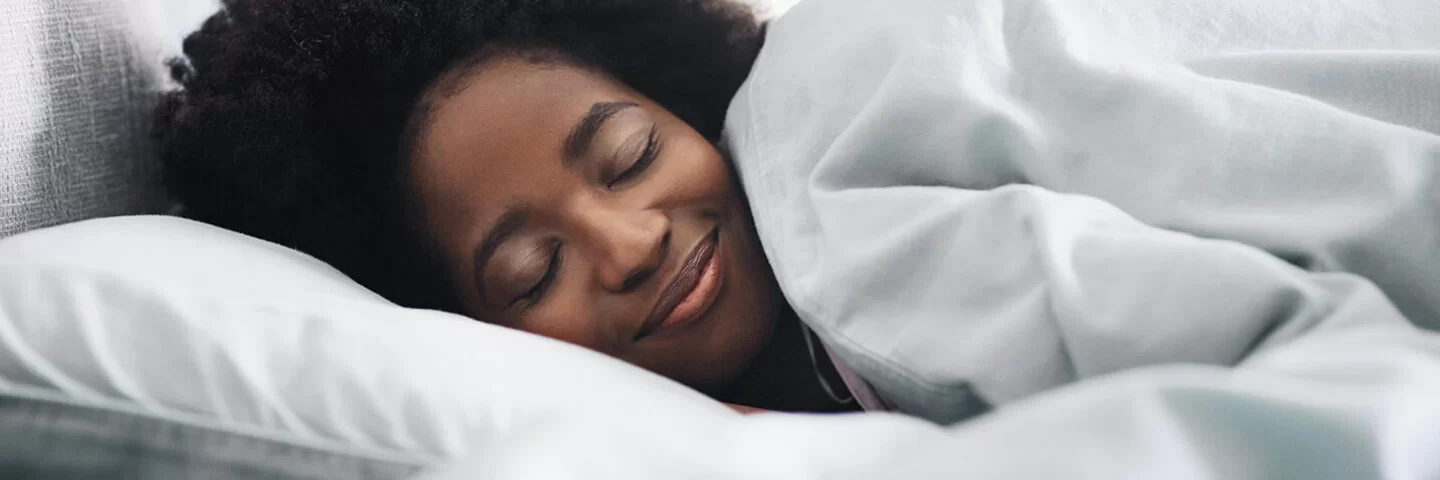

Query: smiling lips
[[636, 227, 723, 340]]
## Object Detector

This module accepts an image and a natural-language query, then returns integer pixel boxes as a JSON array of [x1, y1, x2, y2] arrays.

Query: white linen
[[7, 219, 1433, 479], [423, 326, 1440, 480], [725, 0, 1440, 422], [0, 217, 736, 460]]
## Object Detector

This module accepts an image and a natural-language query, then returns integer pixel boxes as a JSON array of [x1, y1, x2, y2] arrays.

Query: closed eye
[[512, 242, 562, 309], [607, 126, 660, 189]]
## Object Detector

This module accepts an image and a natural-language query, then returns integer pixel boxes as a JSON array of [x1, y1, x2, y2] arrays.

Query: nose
[[574, 200, 669, 292]]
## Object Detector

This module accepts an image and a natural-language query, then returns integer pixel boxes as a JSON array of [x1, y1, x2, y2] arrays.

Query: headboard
[[0, 0, 184, 237]]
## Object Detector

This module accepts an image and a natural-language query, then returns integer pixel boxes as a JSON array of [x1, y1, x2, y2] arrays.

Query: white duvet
[[725, 0, 1440, 421], [425, 330, 1440, 479]]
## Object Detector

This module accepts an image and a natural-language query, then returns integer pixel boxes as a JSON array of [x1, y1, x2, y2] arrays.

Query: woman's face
[[409, 56, 784, 389]]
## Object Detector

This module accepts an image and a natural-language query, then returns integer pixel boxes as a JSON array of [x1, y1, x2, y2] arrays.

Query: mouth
[[635, 226, 724, 341]]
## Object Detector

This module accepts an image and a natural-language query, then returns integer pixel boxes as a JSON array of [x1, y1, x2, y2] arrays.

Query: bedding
[[725, 0, 1440, 423], [0, 386, 427, 479], [423, 326, 1440, 479], [0, 216, 736, 463], [4, 220, 1439, 479]]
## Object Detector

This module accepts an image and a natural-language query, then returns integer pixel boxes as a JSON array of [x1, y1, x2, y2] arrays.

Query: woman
[[156, 0, 855, 413], [157, 0, 1435, 422]]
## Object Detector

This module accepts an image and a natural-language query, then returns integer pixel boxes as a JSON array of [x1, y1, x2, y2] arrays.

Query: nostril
[[620, 231, 668, 292], [620, 269, 650, 292]]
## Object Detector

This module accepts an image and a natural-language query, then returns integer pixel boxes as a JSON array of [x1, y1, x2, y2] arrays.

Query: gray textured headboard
[[0, 0, 182, 237]]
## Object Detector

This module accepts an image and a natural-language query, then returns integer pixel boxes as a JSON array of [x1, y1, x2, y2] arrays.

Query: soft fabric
[[0, 0, 180, 237], [0, 216, 736, 463], [423, 325, 1440, 480], [6, 222, 1438, 480], [725, 0, 1439, 423], [0, 387, 425, 479]]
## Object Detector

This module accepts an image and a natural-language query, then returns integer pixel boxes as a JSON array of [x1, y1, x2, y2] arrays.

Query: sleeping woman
[[155, 0, 1439, 422]]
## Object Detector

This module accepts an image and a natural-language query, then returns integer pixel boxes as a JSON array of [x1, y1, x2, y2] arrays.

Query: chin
[[702, 309, 780, 390], [692, 228, 786, 389]]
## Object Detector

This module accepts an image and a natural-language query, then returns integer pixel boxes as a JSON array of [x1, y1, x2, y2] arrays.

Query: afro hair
[[154, 0, 765, 311]]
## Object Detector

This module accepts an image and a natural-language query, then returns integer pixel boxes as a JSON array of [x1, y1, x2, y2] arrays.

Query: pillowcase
[[0, 216, 735, 459]]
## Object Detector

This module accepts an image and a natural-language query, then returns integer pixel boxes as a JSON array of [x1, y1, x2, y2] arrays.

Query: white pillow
[[0, 216, 735, 459]]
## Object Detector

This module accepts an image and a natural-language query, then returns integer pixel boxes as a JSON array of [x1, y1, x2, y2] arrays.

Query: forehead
[[407, 57, 639, 257], [415, 58, 628, 185]]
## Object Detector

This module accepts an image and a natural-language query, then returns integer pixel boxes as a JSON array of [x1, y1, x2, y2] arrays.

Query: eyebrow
[[472, 205, 532, 302], [562, 101, 638, 168]]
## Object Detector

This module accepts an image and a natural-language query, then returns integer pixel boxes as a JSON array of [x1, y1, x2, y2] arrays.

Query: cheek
[[518, 293, 615, 354], [666, 136, 734, 202]]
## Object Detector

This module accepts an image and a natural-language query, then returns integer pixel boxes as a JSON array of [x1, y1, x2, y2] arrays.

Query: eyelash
[[509, 127, 658, 309], [607, 126, 661, 189], [514, 242, 562, 308]]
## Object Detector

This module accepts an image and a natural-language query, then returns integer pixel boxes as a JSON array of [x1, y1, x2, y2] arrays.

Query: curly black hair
[[154, 0, 765, 311]]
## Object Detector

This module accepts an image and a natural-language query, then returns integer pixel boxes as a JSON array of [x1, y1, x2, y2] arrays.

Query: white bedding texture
[[6, 216, 1437, 479], [0, 216, 739, 462], [730, 0, 1440, 422]]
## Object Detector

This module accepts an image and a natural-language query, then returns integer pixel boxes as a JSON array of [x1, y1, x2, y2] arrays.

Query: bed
[[3, 0, 1439, 479]]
